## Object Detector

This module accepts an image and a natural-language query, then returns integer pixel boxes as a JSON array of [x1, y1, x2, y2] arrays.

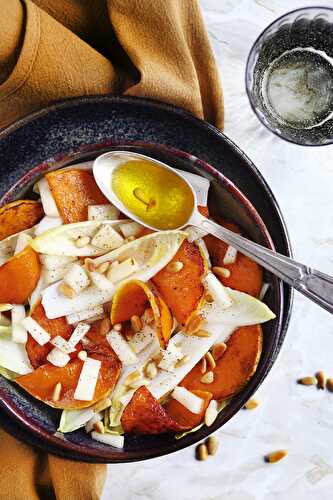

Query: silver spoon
[[93, 151, 333, 315]]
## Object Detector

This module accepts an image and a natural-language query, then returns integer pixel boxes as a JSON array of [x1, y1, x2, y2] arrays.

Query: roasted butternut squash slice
[[111, 281, 150, 324], [16, 351, 121, 410], [121, 386, 187, 434], [164, 390, 212, 429], [111, 280, 173, 348], [0, 246, 41, 304], [46, 168, 109, 223], [152, 240, 205, 324], [19, 314, 121, 409], [204, 219, 263, 297], [17, 318, 121, 410], [180, 325, 263, 400], [0, 200, 43, 241], [26, 303, 74, 369]]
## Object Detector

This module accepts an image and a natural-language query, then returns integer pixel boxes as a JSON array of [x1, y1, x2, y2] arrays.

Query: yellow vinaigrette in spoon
[[112, 160, 194, 230]]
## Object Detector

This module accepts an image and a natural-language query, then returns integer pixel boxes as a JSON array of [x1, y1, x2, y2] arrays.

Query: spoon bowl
[[93, 151, 197, 231]]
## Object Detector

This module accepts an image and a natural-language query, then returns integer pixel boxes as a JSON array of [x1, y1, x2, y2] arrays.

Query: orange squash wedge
[[0, 246, 41, 304], [26, 303, 74, 369], [204, 219, 263, 297], [111, 279, 173, 348], [180, 325, 263, 400], [152, 240, 205, 324], [121, 386, 187, 434], [164, 390, 212, 429], [0, 200, 43, 241], [16, 353, 121, 410], [45, 168, 109, 223], [17, 318, 121, 410]]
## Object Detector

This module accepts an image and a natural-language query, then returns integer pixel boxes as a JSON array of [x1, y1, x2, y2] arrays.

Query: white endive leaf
[[0, 337, 33, 375], [58, 408, 95, 433], [42, 231, 186, 319], [32, 220, 128, 257]]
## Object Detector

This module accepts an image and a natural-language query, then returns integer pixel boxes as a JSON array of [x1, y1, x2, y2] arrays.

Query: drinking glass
[[246, 7, 333, 146]]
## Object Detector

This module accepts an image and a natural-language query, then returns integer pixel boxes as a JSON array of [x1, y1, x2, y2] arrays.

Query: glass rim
[[245, 5, 333, 147]]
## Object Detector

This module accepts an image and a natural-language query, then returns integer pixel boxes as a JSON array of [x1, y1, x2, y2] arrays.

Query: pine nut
[[212, 266, 231, 279], [144, 361, 158, 379], [316, 371, 326, 390], [94, 421, 105, 434], [327, 378, 333, 392], [196, 443, 208, 461], [75, 235, 91, 248], [195, 330, 211, 338], [184, 313, 204, 335], [126, 235, 136, 242], [206, 436, 219, 455], [212, 342, 227, 361], [131, 315, 142, 332], [113, 323, 122, 331], [265, 449, 288, 463], [58, 283, 76, 298], [78, 350, 88, 361], [124, 370, 141, 386], [204, 293, 214, 304], [84, 258, 96, 272], [142, 307, 154, 325], [97, 261, 110, 274], [201, 371, 214, 384], [244, 398, 259, 410], [100, 318, 111, 336], [93, 398, 112, 412], [297, 376, 317, 386], [152, 351, 163, 364], [167, 261, 184, 273], [201, 357, 207, 374], [176, 355, 190, 368], [205, 402, 218, 426], [52, 382, 62, 402], [205, 351, 216, 370]]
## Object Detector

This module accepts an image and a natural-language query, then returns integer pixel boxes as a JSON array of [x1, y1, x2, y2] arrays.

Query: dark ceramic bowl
[[0, 96, 293, 462]]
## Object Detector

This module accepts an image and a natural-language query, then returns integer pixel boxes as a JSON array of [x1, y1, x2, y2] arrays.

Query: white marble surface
[[102, 1, 333, 498]]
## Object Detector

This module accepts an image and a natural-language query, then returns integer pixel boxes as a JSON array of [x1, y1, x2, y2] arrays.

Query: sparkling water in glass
[[246, 7, 333, 146]]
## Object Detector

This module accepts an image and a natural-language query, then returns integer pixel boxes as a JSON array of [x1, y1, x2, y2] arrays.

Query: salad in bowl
[[0, 163, 275, 449]]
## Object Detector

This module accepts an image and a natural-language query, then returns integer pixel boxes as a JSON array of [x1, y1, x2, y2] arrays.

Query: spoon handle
[[197, 216, 333, 315]]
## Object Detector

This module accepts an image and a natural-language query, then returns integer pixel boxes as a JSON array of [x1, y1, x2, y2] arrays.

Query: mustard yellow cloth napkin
[[0, 0, 223, 498]]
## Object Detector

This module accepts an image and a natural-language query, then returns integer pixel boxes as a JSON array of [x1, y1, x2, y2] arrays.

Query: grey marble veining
[[102, 1, 333, 498]]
